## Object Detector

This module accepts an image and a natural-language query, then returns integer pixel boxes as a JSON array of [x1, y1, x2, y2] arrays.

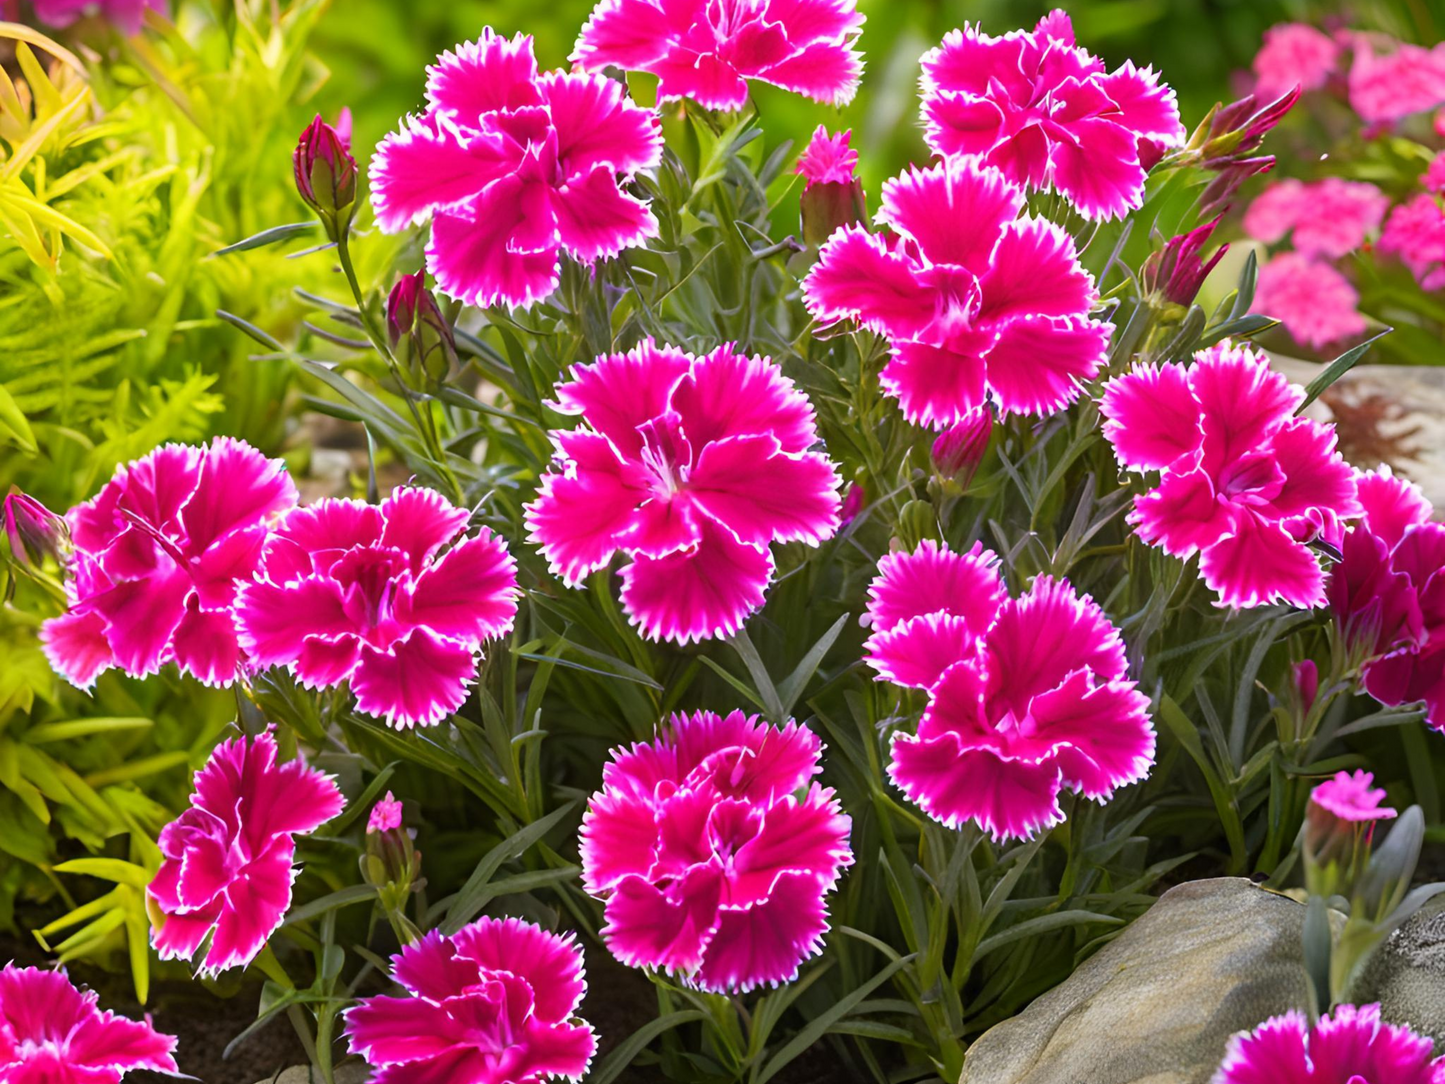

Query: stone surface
[[959, 878, 1316, 1084], [1355, 895, 1445, 1048], [252, 1064, 370, 1084]]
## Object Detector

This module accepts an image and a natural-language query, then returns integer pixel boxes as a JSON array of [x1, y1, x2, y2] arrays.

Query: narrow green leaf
[[216, 309, 285, 352], [589, 1011, 706, 1084], [24, 717, 153, 743], [443, 803, 576, 934], [212, 221, 318, 256], [973, 909, 1124, 959], [776, 613, 849, 716], [1298, 328, 1392, 411]]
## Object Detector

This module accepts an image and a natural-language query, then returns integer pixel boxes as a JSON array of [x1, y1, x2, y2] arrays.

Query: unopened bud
[[3, 490, 67, 569], [931, 408, 992, 488], [294, 114, 357, 243]]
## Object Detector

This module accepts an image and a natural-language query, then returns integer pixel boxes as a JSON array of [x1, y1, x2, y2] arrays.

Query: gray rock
[[251, 1064, 370, 1084], [1355, 896, 1445, 1049], [960, 878, 1316, 1084]]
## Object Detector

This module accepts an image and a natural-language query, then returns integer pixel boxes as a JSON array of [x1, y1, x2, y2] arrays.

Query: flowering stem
[[333, 236, 463, 503]]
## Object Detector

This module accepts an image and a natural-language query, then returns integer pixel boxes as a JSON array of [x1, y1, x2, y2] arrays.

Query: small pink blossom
[[367, 791, 404, 833], [1252, 23, 1341, 101], [1311, 770, 1397, 823], [1213, 1004, 1445, 1084], [1379, 192, 1445, 292], [795, 126, 866, 245], [30, 0, 166, 34], [795, 126, 857, 186], [40, 438, 298, 691], [571, 0, 863, 112], [919, 9, 1185, 220], [802, 159, 1110, 427], [525, 340, 841, 645], [580, 711, 852, 992], [1243, 178, 1388, 258], [370, 29, 662, 309], [1252, 252, 1368, 350], [865, 542, 1155, 842], [148, 728, 344, 975], [1100, 342, 1360, 609], [0, 965, 178, 1083], [345, 918, 595, 1084], [1331, 468, 1445, 732], [1348, 40, 1445, 124], [238, 488, 519, 729]]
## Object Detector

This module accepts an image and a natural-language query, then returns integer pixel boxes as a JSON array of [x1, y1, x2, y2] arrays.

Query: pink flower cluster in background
[[370, 28, 662, 309], [1379, 191, 1445, 292], [41, 438, 297, 691], [1213, 1003, 1445, 1084], [1101, 342, 1359, 608], [1252, 23, 1341, 101], [526, 340, 841, 644], [345, 918, 595, 1084], [0, 965, 178, 1083], [919, 9, 1185, 220], [571, 0, 863, 112], [864, 541, 1154, 842], [149, 729, 344, 974], [24, 0, 165, 34], [803, 158, 1110, 428], [1251, 253, 1367, 350], [238, 489, 519, 729], [1330, 469, 1445, 732], [580, 711, 852, 991]]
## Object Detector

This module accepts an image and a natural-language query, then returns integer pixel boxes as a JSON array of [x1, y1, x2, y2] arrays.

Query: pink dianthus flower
[[1213, 1004, 1445, 1084], [1330, 468, 1445, 732], [571, 0, 862, 112], [1252, 252, 1368, 350], [525, 340, 841, 644], [580, 711, 852, 992], [795, 126, 856, 187], [0, 965, 178, 1084], [345, 919, 595, 1084], [237, 488, 518, 729], [1243, 178, 1388, 258], [1100, 342, 1360, 609], [865, 541, 1154, 842], [40, 438, 298, 692], [802, 158, 1110, 427], [919, 9, 1185, 221], [1379, 192, 1445, 291], [1348, 40, 1445, 125], [1252, 23, 1341, 102], [371, 29, 662, 309], [367, 791, 404, 833], [1311, 769, 1397, 823], [148, 728, 344, 975]]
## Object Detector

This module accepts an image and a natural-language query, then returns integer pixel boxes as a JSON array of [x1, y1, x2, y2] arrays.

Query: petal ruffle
[[350, 627, 478, 729], [1200, 514, 1326, 609]]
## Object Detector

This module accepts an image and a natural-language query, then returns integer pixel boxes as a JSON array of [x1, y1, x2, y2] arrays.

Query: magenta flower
[[1330, 469, 1445, 732], [368, 791, 404, 833], [1214, 1004, 1445, 1084], [580, 711, 852, 992], [1252, 23, 1341, 101], [370, 29, 662, 309], [148, 729, 344, 975], [1348, 40, 1445, 125], [237, 488, 519, 729], [346, 918, 595, 1084], [1252, 252, 1368, 351], [525, 340, 840, 644], [802, 158, 1110, 427], [1100, 342, 1360, 609], [40, 438, 298, 692], [1243, 178, 1388, 259], [918, 9, 1185, 221], [865, 541, 1154, 842], [30, 0, 166, 34], [571, 0, 862, 112], [0, 965, 178, 1083], [1311, 770, 1397, 823], [1379, 193, 1445, 292]]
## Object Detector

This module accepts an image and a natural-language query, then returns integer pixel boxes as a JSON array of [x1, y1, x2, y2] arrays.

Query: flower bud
[[3, 490, 67, 569], [294, 113, 357, 242], [1303, 770, 1396, 900], [931, 408, 992, 488], [796, 126, 867, 247], [1198, 156, 1276, 219], [1141, 217, 1228, 308], [1292, 659, 1319, 716], [362, 791, 422, 906], [386, 270, 458, 382], [839, 481, 865, 527]]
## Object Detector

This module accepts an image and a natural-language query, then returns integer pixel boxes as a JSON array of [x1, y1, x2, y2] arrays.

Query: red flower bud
[[294, 114, 357, 241], [931, 408, 992, 487], [1142, 216, 1228, 307], [386, 270, 457, 382], [3, 490, 67, 569]]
